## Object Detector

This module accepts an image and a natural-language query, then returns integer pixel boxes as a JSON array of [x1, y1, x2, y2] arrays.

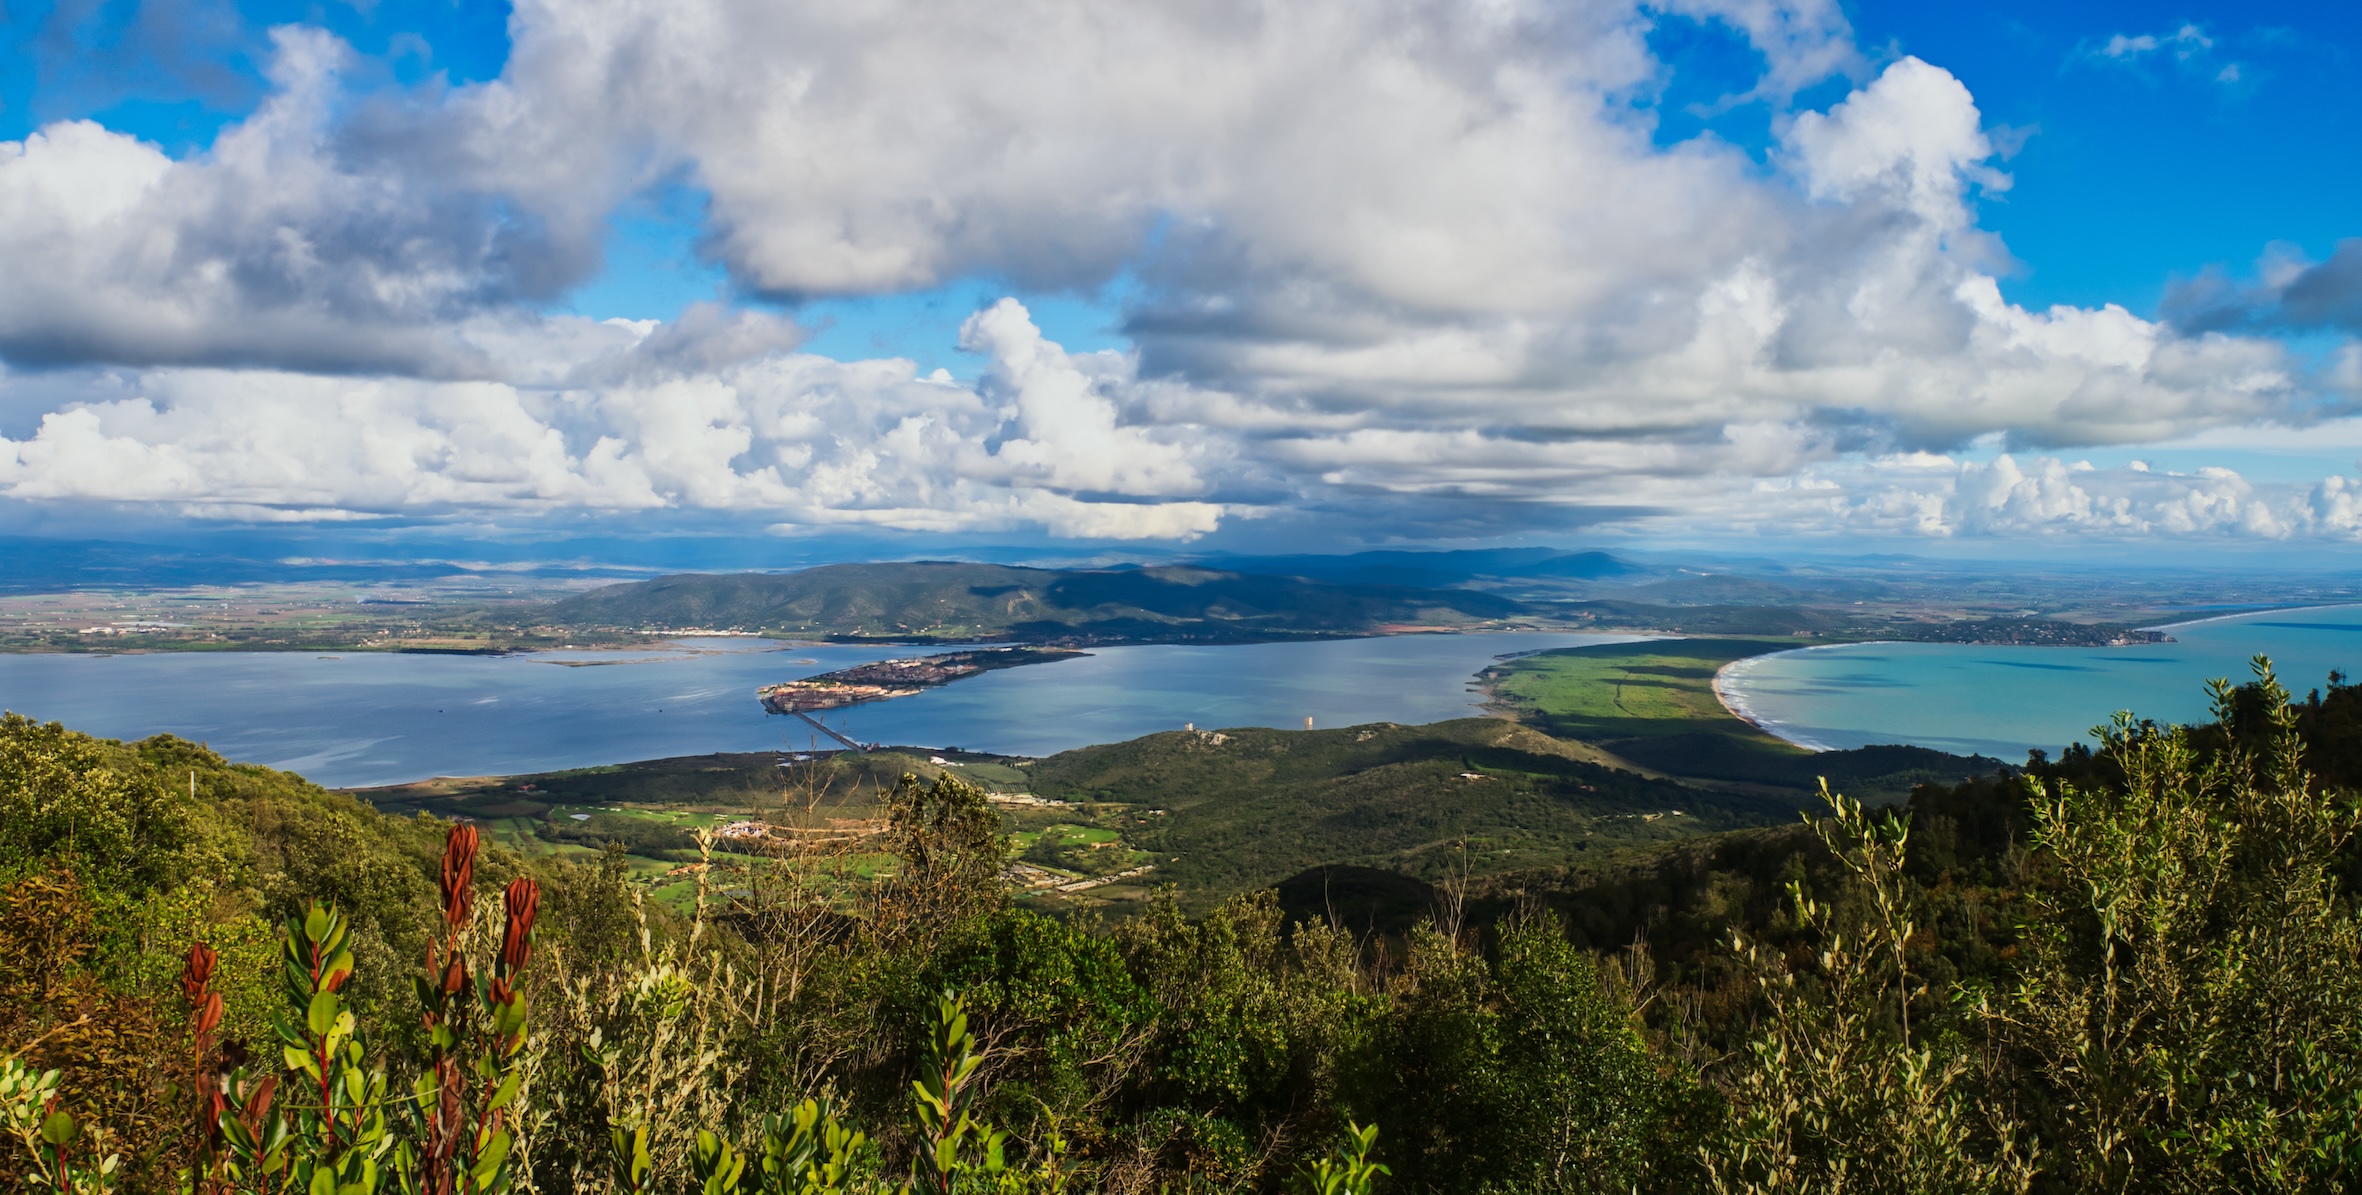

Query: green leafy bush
[[9, 656, 2362, 1193]]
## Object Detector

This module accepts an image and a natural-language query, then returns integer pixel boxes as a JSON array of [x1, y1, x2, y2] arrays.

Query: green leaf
[[309, 990, 341, 1037], [38, 1110, 76, 1147], [470, 1131, 513, 1185], [487, 1069, 522, 1113]]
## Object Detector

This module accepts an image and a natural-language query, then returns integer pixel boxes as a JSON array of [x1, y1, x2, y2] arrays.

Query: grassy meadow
[[1483, 638, 2003, 799]]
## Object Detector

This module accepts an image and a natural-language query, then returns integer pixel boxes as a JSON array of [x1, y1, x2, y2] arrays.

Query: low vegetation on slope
[[1028, 718, 1802, 900], [543, 561, 1530, 642], [345, 719, 1774, 919], [12, 660, 2362, 1192], [335, 637, 2002, 920]]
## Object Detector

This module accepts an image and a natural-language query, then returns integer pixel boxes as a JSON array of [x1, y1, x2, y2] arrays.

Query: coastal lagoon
[[1720, 605, 2362, 759], [0, 631, 1641, 788]]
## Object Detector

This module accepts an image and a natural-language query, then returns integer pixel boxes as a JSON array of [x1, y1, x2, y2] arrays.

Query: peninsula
[[757, 646, 1086, 715]]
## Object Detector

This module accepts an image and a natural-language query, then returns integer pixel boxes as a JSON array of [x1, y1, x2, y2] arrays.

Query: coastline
[[1709, 605, 2362, 761], [2141, 601, 2362, 633], [1709, 641, 1882, 754]]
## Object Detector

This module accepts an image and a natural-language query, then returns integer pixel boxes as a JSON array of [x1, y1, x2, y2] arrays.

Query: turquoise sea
[[1718, 605, 2362, 759], [0, 631, 1640, 788], [14, 608, 2360, 789]]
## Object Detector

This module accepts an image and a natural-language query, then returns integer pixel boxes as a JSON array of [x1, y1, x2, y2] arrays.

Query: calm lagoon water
[[1720, 605, 2362, 759], [0, 632, 1641, 787]]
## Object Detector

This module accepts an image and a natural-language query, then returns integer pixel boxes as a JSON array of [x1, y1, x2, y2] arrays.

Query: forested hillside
[[6, 659, 2361, 1192], [1028, 718, 1803, 898]]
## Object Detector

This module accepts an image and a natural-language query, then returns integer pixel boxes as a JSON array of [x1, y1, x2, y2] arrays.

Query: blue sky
[[0, 0, 2357, 559], [16, 0, 2339, 362]]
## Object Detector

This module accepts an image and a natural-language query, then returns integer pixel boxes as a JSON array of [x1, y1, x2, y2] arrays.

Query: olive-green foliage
[[1294, 1123, 1384, 1195], [928, 914, 1152, 1129], [0, 715, 494, 1046], [15, 654, 2362, 1195], [885, 773, 1009, 895], [0, 868, 171, 1193], [1349, 917, 1683, 1194], [1701, 843, 2037, 1193], [1696, 659, 2362, 1195], [0, 713, 563, 1189], [533, 864, 748, 1195], [0, 713, 210, 895], [1031, 719, 1801, 900], [2, 1054, 123, 1195], [907, 990, 1006, 1192], [2007, 661, 2362, 1191]]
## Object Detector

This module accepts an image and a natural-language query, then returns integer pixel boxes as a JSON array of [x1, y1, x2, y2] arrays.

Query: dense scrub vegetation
[[6, 658, 2361, 1192], [1027, 718, 1810, 899]]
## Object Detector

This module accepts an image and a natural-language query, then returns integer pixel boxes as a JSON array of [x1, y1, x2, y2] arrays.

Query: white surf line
[[1710, 642, 1897, 754], [1714, 605, 2362, 756], [2140, 601, 2362, 633]]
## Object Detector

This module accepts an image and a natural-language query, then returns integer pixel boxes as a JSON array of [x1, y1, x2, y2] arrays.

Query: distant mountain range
[[543, 560, 1532, 642], [4, 536, 2303, 647], [540, 557, 2187, 646], [1193, 548, 1644, 589]]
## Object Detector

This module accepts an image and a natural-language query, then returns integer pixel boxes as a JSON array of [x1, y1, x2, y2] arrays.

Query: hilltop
[[1025, 718, 1805, 899], [543, 560, 1532, 642]]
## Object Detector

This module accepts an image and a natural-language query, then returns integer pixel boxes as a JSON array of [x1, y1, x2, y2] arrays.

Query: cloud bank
[[0, 0, 2352, 544], [0, 303, 1223, 538]]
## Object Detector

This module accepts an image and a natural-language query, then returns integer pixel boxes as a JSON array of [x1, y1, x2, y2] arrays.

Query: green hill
[[1026, 718, 1809, 901], [543, 561, 1530, 642], [326, 636, 2004, 915], [0, 713, 591, 1082]]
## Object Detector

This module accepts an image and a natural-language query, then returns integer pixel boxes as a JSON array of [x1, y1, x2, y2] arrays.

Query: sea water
[[0, 631, 1642, 787], [1719, 605, 2362, 759]]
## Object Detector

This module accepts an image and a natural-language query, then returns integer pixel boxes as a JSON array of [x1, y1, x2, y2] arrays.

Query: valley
[[340, 634, 2003, 915]]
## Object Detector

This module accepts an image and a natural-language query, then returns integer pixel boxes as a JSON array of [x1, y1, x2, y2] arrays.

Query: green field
[[1481, 637, 1799, 742], [346, 743, 1175, 911], [1482, 638, 2003, 798], [348, 747, 979, 910]]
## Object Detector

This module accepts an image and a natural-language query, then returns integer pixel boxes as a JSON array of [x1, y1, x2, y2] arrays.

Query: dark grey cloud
[[23, 0, 261, 130], [2279, 243, 2362, 331], [2165, 240, 2362, 336], [575, 303, 810, 383], [0, 28, 606, 380]]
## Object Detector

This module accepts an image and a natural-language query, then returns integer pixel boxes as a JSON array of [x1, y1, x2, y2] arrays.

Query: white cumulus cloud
[[0, 0, 2349, 543], [0, 303, 1227, 540]]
